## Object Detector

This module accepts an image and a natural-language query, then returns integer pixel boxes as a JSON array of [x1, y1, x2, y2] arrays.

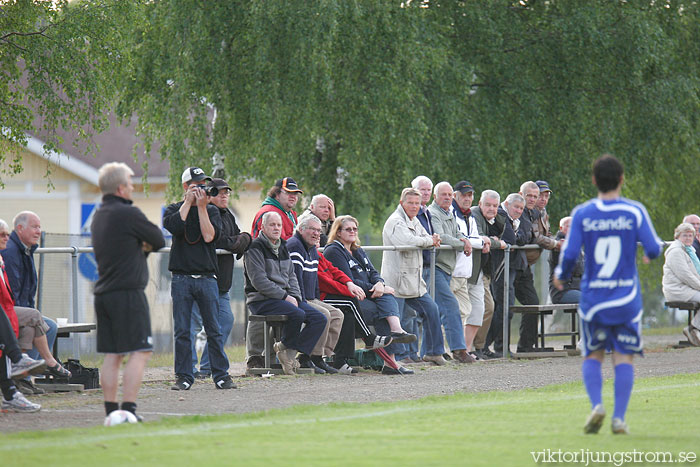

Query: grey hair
[[505, 193, 525, 205], [0, 219, 9, 233], [674, 222, 696, 239], [559, 216, 572, 229], [297, 213, 321, 232], [261, 211, 282, 226], [519, 180, 539, 194], [13, 211, 39, 229], [310, 194, 331, 207], [400, 187, 422, 202], [98, 162, 134, 195], [479, 190, 500, 204], [432, 181, 452, 196], [411, 175, 433, 189]]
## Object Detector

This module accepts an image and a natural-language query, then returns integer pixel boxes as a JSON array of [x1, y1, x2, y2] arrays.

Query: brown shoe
[[246, 356, 265, 369], [452, 349, 475, 364]]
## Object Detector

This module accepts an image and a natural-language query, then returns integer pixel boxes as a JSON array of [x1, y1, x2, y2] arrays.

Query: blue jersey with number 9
[[555, 197, 663, 325]]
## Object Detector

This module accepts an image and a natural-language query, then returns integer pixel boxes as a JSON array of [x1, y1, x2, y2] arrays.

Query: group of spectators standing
[[240, 173, 579, 376]]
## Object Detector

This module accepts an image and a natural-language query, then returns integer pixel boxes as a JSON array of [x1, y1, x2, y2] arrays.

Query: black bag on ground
[[64, 359, 101, 389]]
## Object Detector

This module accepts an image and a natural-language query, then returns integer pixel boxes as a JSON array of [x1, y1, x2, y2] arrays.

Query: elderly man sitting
[[287, 214, 344, 374], [382, 187, 446, 365], [243, 211, 327, 375]]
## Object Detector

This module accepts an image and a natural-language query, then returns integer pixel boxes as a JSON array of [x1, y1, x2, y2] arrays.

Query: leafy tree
[[1, 0, 138, 183], [116, 1, 700, 232]]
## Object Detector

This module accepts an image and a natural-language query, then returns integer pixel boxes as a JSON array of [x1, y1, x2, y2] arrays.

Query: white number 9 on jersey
[[594, 236, 622, 278]]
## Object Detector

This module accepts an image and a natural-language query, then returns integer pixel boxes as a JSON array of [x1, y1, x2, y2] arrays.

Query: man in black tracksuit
[[190, 178, 251, 378], [92, 162, 165, 419], [163, 167, 234, 391]]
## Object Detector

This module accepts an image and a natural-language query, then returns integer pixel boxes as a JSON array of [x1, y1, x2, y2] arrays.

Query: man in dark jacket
[[287, 214, 343, 374], [1, 212, 57, 365], [190, 178, 251, 378], [485, 193, 528, 356], [163, 167, 234, 391], [516, 181, 557, 352], [91, 162, 166, 420], [549, 217, 583, 304], [243, 211, 327, 375], [470, 190, 505, 359]]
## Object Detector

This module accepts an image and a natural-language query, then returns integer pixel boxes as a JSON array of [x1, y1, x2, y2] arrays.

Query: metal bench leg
[[539, 313, 546, 349], [263, 321, 271, 368]]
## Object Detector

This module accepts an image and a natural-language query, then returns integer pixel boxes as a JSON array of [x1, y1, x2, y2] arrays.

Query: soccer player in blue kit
[[554, 154, 664, 435]]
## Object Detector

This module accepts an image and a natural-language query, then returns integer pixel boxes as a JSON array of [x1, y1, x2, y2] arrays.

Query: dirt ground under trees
[[2, 335, 698, 434]]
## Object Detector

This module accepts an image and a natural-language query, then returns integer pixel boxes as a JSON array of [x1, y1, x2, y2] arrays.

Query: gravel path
[[2, 337, 698, 434]]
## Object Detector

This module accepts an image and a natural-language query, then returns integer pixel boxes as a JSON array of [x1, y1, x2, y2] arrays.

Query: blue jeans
[[27, 316, 57, 361], [248, 299, 327, 355], [171, 274, 229, 384], [394, 294, 444, 357], [427, 267, 466, 352], [191, 291, 234, 374], [555, 289, 581, 304], [395, 269, 430, 360], [357, 294, 403, 356]]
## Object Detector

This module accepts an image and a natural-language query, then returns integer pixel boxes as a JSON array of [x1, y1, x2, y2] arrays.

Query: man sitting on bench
[[548, 216, 583, 305], [243, 211, 327, 375]]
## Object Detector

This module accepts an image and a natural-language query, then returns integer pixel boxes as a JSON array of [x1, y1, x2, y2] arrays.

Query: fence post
[[71, 246, 80, 358], [430, 247, 436, 297], [503, 246, 511, 359], [37, 231, 45, 312]]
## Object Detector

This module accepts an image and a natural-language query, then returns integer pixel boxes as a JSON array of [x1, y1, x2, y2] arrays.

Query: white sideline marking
[[3, 381, 698, 451]]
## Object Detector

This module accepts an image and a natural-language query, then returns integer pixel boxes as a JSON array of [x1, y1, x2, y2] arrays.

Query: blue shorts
[[579, 317, 643, 357]]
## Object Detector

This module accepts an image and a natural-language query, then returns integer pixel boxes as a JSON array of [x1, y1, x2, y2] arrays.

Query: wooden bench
[[52, 322, 97, 360], [664, 301, 700, 347], [246, 314, 313, 376], [509, 304, 579, 357]]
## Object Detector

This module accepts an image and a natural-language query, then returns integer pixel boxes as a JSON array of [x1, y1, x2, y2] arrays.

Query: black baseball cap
[[536, 180, 552, 193], [453, 180, 475, 194], [275, 177, 303, 193], [209, 178, 231, 191], [181, 167, 211, 184]]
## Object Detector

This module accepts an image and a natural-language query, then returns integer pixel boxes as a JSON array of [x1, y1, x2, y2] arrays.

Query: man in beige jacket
[[381, 188, 447, 365]]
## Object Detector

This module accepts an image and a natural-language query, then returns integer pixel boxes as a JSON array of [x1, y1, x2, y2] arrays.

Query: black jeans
[[486, 269, 516, 353], [514, 266, 540, 350]]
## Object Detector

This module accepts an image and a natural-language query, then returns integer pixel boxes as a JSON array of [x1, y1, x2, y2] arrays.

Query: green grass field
[[2, 373, 698, 466]]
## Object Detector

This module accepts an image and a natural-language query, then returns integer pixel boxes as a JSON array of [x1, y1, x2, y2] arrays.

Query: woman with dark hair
[[324, 216, 416, 375]]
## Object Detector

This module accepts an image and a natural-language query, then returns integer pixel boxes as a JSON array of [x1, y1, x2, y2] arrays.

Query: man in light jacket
[[381, 188, 447, 365], [427, 182, 474, 363]]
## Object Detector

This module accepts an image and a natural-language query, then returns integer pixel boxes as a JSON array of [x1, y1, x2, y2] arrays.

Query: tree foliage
[[4, 1, 700, 238], [113, 1, 700, 234], [0, 0, 138, 182]]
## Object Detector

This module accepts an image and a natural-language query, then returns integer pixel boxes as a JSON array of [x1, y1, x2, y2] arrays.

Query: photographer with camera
[[163, 167, 235, 391]]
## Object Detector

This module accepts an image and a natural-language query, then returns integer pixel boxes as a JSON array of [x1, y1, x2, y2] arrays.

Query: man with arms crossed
[[91, 162, 166, 420], [554, 154, 663, 435]]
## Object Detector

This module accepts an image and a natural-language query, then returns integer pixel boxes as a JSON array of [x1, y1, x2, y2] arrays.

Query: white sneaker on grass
[[1, 391, 41, 413], [611, 417, 629, 435], [583, 404, 606, 434]]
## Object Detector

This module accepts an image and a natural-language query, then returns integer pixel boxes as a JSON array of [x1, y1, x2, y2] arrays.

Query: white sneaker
[[1, 391, 41, 413], [584, 404, 606, 434], [336, 363, 356, 375], [10, 354, 46, 378], [611, 417, 629, 434]]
